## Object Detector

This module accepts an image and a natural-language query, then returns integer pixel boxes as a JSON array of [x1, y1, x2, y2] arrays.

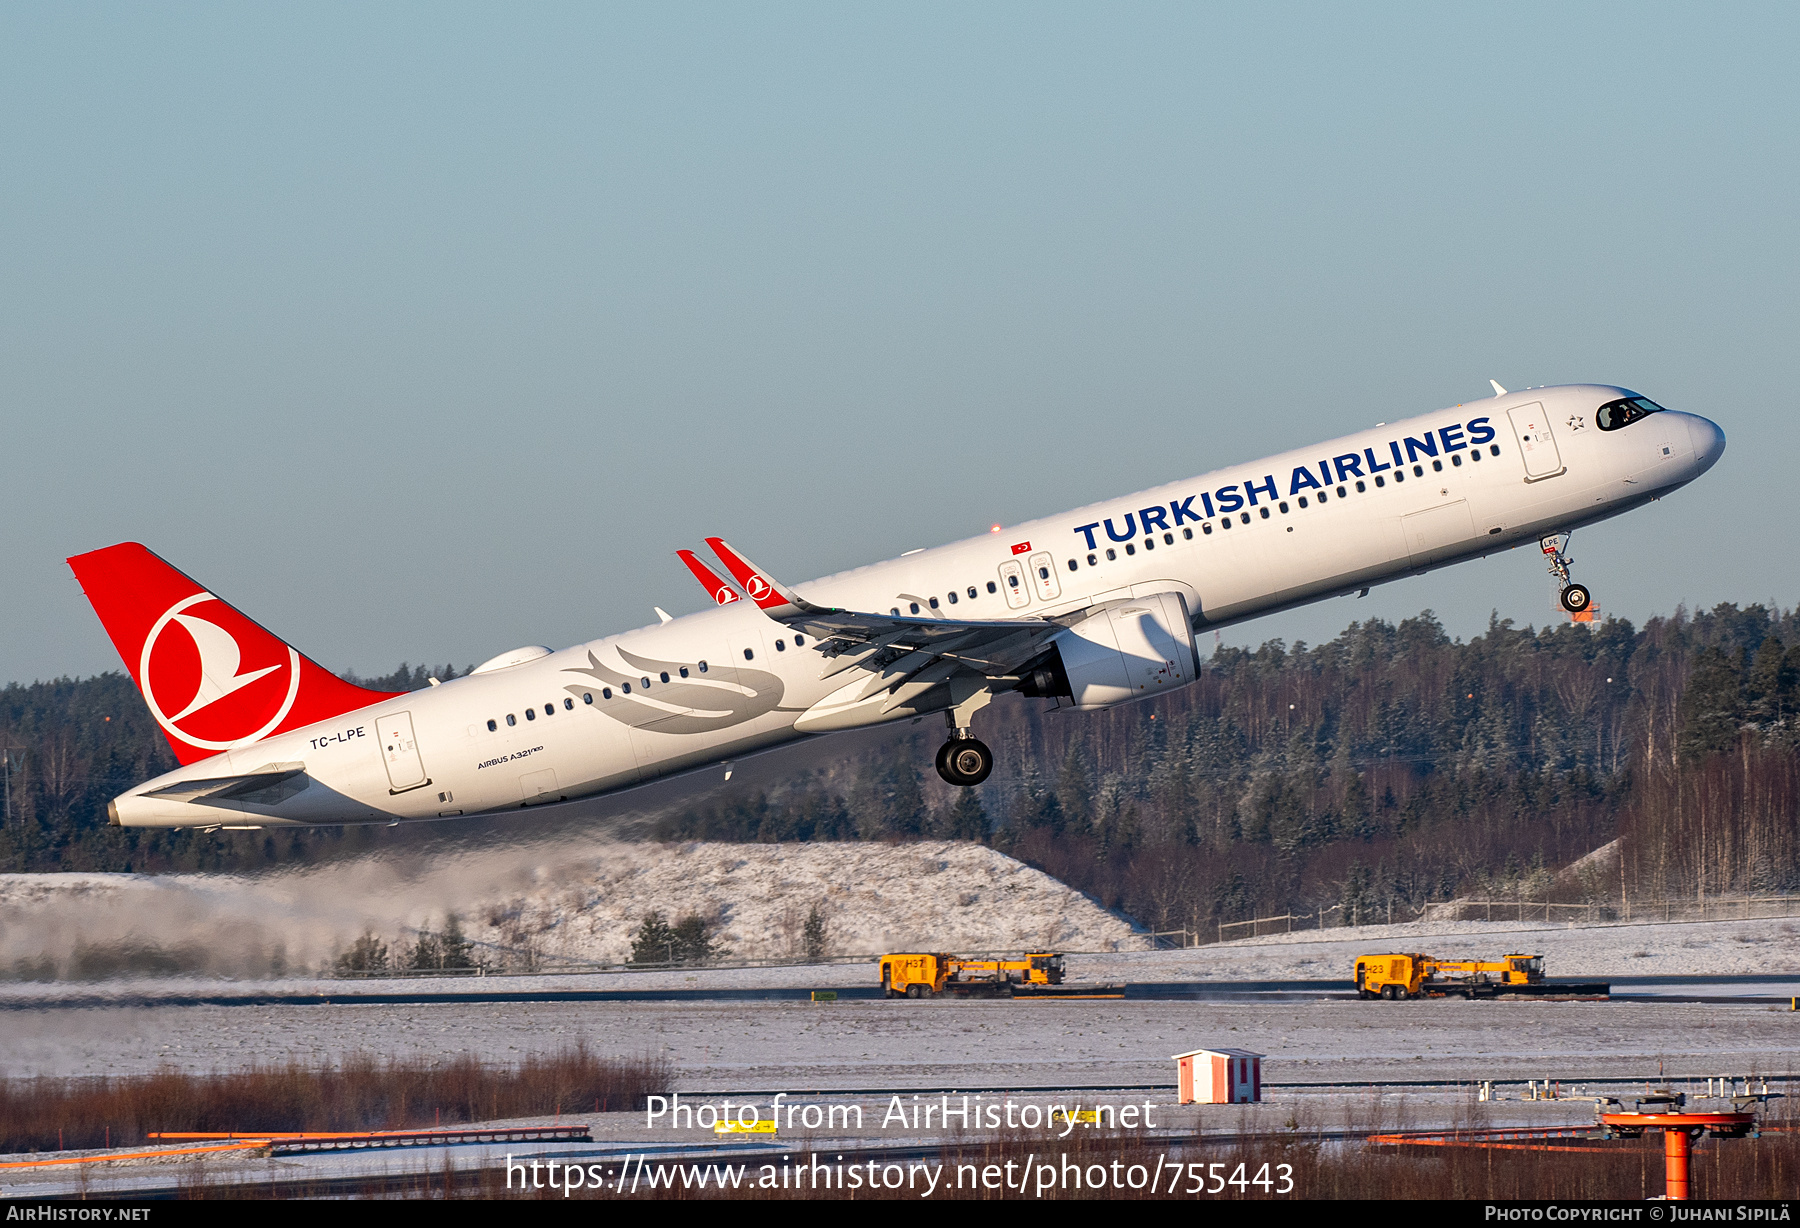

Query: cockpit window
[[1596, 397, 1668, 431]]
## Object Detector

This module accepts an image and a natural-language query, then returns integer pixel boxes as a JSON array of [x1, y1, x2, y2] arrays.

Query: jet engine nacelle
[[1024, 591, 1200, 710]]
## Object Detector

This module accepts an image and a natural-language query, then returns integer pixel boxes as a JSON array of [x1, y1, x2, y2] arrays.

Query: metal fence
[[1422, 894, 1800, 925], [1152, 892, 1800, 950]]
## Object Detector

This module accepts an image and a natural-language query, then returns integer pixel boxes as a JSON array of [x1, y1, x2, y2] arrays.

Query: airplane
[[70, 383, 1724, 830]]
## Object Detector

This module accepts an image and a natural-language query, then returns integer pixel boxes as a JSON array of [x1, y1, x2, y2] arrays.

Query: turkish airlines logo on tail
[[139, 592, 300, 751]]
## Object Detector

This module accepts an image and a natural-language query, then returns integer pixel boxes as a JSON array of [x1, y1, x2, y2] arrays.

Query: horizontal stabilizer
[[144, 764, 311, 807]]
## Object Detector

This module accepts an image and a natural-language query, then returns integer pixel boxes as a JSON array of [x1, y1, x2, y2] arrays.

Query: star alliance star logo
[[1567, 414, 1587, 432]]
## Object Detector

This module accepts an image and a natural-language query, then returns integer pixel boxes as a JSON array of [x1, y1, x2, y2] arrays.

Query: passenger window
[[1106, 547, 1118, 558], [794, 635, 804, 646], [584, 693, 593, 703], [1087, 553, 1097, 565], [641, 677, 651, 688], [564, 698, 574, 710], [661, 671, 671, 682], [1469, 448, 1481, 462], [1239, 513, 1250, 524], [1414, 464, 1424, 476], [910, 602, 920, 614], [967, 587, 978, 598], [1259, 507, 1270, 519], [743, 648, 754, 660], [526, 709, 536, 721], [928, 597, 939, 609], [1278, 501, 1289, 513], [1066, 559, 1077, 572], [1451, 453, 1462, 466], [603, 688, 613, 699], [1125, 543, 1136, 554], [1143, 537, 1155, 550], [679, 667, 689, 678], [1337, 486, 1347, 497], [1356, 480, 1366, 492], [1219, 518, 1231, 531], [1394, 469, 1405, 482], [1374, 475, 1384, 487], [622, 682, 631, 693], [1183, 528, 1193, 539], [776, 639, 787, 651], [506, 714, 517, 726], [986, 581, 997, 593], [1489, 444, 1500, 456], [891, 608, 900, 615], [948, 590, 959, 601], [1008, 574, 1020, 587], [1297, 497, 1308, 508], [698, 661, 708, 673], [545, 703, 554, 715], [1164, 532, 1174, 544], [486, 719, 497, 732]]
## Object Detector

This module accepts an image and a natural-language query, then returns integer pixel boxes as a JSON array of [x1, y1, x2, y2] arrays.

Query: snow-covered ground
[[5, 988, 1795, 1089], [0, 840, 1144, 982], [1073, 914, 1800, 982]]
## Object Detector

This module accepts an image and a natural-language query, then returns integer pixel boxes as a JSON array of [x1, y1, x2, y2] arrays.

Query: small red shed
[[1173, 1048, 1263, 1104]]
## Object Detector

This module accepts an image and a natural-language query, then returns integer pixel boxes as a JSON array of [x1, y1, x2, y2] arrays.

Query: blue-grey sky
[[3, 4, 1794, 685]]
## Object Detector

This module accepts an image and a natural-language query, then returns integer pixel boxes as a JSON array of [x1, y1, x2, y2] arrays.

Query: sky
[[3, 3, 1796, 686]]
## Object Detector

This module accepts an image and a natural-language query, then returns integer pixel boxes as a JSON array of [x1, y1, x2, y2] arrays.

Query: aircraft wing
[[703, 537, 1090, 682]]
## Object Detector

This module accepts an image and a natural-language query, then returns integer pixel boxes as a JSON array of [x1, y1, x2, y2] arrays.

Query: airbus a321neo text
[[70, 384, 1723, 831]]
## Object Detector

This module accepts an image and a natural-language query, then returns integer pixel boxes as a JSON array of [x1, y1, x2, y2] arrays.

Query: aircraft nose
[[1686, 414, 1726, 474]]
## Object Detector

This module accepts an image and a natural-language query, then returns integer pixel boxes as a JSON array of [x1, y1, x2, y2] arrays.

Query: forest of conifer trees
[[3, 604, 1797, 934]]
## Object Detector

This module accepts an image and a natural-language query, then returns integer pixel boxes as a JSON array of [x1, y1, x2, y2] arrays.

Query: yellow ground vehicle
[[880, 953, 955, 997], [1354, 953, 1430, 999], [1429, 954, 1544, 989], [1355, 952, 1548, 999], [879, 952, 1066, 997]]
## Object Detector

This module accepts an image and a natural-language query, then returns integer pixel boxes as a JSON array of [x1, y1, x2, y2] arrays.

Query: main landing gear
[[936, 736, 993, 787], [1540, 532, 1592, 614], [935, 682, 996, 787]]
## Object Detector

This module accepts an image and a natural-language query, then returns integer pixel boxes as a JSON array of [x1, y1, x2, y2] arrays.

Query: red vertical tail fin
[[66, 543, 402, 765]]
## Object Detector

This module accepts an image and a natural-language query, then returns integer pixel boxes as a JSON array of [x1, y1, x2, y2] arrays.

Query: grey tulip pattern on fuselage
[[562, 647, 791, 734]]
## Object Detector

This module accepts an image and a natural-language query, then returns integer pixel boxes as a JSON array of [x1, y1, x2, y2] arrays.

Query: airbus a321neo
[[70, 384, 1723, 830]]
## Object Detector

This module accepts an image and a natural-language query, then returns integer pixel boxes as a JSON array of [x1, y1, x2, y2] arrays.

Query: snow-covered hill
[[0, 840, 1146, 980]]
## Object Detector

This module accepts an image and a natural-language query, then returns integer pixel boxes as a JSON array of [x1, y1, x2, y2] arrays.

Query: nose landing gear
[[1541, 532, 1592, 614]]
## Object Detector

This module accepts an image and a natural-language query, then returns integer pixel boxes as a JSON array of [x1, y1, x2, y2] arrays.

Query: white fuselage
[[113, 385, 1724, 828]]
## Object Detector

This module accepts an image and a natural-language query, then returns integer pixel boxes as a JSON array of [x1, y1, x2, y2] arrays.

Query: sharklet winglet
[[676, 549, 743, 607], [702, 538, 834, 617]]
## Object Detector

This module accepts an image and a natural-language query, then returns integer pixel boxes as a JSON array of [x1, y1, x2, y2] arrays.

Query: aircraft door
[[519, 767, 561, 805], [1026, 551, 1061, 602], [376, 711, 430, 793], [1507, 403, 1565, 480], [997, 559, 1030, 609], [1401, 500, 1477, 569]]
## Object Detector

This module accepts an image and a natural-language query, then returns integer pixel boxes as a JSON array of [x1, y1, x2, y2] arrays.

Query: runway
[[3, 971, 1794, 1011]]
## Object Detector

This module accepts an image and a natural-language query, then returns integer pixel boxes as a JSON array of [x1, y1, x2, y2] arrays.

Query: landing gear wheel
[[935, 738, 993, 787], [1560, 583, 1592, 614]]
